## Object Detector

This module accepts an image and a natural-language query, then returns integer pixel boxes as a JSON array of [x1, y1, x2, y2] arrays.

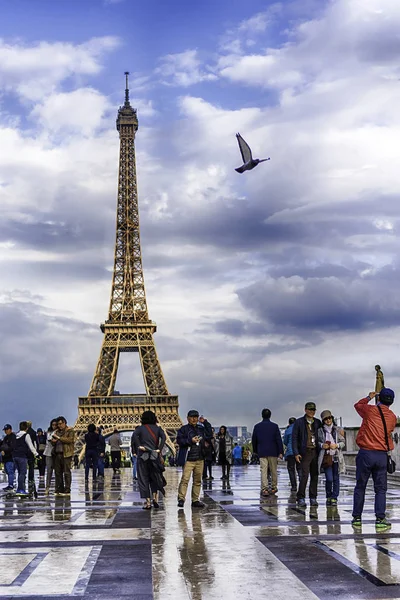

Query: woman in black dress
[[132, 411, 166, 509], [216, 426, 233, 480]]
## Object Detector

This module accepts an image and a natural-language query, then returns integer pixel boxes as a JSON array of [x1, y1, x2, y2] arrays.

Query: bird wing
[[236, 133, 252, 163]]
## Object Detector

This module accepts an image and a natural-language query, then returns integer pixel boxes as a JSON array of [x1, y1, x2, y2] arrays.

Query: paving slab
[[0, 464, 399, 598]]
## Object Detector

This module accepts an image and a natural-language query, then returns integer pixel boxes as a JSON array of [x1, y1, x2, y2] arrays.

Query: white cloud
[[155, 49, 217, 87], [31, 88, 112, 136], [218, 0, 400, 90], [0, 36, 120, 101]]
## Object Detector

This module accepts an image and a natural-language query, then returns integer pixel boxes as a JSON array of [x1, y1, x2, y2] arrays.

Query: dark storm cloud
[[0, 215, 107, 252], [2, 373, 90, 429], [141, 189, 400, 254], [206, 317, 323, 346], [237, 272, 400, 333], [0, 299, 99, 426], [213, 318, 268, 337], [0, 260, 110, 283], [266, 261, 362, 280], [0, 300, 97, 371]]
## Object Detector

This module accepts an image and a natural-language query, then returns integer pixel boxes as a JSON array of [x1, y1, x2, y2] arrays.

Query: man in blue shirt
[[232, 444, 242, 465]]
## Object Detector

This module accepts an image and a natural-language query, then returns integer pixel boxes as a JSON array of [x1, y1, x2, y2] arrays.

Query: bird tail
[[235, 165, 246, 174]]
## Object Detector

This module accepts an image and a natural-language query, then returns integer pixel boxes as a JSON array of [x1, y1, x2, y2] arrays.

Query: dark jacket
[[85, 432, 100, 452], [292, 415, 322, 457], [252, 419, 283, 457], [97, 434, 106, 455], [26, 427, 37, 459], [131, 425, 166, 457], [1, 433, 16, 462], [13, 432, 37, 459], [176, 420, 212, 465]]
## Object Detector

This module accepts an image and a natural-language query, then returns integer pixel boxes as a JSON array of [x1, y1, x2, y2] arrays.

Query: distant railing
[[79, 395, 178, 406]]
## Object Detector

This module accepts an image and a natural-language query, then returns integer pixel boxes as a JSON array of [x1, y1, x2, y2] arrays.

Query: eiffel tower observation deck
[[74, 73, 182, 447]]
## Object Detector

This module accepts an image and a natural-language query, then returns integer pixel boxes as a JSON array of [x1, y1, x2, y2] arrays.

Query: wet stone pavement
[[1, 466, 400, 599]]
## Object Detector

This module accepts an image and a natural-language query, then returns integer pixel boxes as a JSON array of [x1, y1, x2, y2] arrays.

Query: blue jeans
[[233, 458, 242, 465], [353, 449, 387, 519], [97, 456, 105, 477], [4, 461, 15, 487], [13, 457, 27, 492], [324, 461, 339, 499]]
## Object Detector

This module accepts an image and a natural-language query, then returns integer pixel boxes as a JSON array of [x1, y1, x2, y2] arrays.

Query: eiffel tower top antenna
[[124, 71, 130, 106]]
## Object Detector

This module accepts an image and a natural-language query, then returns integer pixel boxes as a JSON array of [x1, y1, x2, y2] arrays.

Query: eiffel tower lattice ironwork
[[74, 73, 182, 449]]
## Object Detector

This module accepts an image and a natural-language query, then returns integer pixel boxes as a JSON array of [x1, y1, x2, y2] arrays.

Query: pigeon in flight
[[235, 133, 270, 173]]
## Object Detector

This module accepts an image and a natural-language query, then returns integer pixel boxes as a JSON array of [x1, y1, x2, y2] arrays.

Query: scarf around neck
[[324, 423, 336, 455]]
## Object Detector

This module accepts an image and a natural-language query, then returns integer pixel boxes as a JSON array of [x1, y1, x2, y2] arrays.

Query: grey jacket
[[317, 425, 345, 473], [109, 433, 122, 452]]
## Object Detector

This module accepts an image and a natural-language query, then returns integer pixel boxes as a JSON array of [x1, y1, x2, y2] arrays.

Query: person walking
[[1, 424, 16, 492], [108, 429, 122, 474], [52, 416, 75, 497], [12, 421, 38, 496], [37, 428, 47, 478], [25, 421, 38, 485], [352, 388, 396, 530], [317, 410, 345, 506], [202, 437, 215, 481], [283, 417, 301, 492], [292, 402, 322, 507], [84, 424, 99, 482], [252, 409, 283, 497], [43, 419, 58, 496], [177, 411, 212, 508], [215, 426, 234, 481], [96, 427, 106, 480], [232, 444, 243, 466], [132, 411, 166, 509]]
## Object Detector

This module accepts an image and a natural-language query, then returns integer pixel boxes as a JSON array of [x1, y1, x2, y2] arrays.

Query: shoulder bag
[[377, 405, 396, 474], [144, 425, 165, 467]]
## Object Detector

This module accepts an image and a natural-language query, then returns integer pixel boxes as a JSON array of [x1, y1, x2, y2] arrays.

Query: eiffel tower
[[74, 73, 182, 450]]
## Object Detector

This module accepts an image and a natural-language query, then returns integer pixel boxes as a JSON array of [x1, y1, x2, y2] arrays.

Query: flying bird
[[235, 133, 270, 173]]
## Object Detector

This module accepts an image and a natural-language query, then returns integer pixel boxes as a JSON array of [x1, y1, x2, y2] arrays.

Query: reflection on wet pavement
[[0, 464, 400, 598]]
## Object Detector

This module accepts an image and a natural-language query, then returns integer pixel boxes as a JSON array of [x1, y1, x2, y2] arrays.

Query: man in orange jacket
[[352, 388, 396, 530]]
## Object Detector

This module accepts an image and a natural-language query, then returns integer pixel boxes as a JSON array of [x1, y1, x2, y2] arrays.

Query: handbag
[[377, 405, 396, 474], [322, 453, 333, 469]]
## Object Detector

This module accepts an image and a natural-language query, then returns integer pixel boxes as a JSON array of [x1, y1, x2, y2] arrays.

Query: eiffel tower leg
[[89, 344, 120, 397], [139, 336, 169, 396]]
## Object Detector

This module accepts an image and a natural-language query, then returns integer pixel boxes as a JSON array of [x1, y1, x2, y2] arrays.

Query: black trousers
[[38, 453, 46, 477], [137, 458, 159, 499], [297, 448, 318, 500], [111, 451, 121, 470], [28, 458, 35, 482], [286, 455, 302, 489], [203, 460, 213, 478]]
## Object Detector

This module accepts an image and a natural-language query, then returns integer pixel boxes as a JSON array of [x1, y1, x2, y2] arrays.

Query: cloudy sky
[[1, 0, 399, 432]]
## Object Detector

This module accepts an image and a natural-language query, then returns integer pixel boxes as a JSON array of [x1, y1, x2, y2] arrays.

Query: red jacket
[[355, 397, 396, 451]]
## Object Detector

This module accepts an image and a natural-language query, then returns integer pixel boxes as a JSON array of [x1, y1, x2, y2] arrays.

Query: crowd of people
[[0, 417, 74, 497], [171, 386, 397, 531], [1, 385, 396, 531]]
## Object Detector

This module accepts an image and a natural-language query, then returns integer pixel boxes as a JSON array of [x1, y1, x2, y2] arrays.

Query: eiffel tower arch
[[74, 73, 182, 451]]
